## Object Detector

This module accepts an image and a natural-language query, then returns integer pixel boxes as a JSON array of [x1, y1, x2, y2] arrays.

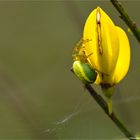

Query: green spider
[[72, 38, 113, 115], [72, 38, 97, 84]]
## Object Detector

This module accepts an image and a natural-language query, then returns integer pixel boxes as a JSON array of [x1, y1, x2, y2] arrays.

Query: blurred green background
[[0, 1, 140, 139]]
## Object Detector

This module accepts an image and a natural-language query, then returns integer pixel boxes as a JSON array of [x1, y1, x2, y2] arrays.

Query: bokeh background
[[0, 1, 140, 139]]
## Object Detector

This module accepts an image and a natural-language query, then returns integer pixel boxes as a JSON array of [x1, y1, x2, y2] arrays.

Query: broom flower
[[83, 7, 130, 87]]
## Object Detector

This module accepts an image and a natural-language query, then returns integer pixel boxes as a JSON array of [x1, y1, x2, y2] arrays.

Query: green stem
[[110, 0, 140, 43], [85, 84, 137, 140]]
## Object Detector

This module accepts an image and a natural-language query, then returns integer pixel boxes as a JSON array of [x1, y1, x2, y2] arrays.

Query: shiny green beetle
[[72, 38, 97, 84]]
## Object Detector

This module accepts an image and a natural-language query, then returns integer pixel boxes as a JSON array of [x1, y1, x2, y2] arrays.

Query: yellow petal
[[111, 26, 130, 84], [83, 7, 120, 84], [83, 8, 99, 70]]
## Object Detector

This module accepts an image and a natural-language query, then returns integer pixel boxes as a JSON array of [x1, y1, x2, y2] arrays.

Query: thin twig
[[110, 0, 140, 43], [85, 84, 137, 140], [71, 69, 137, 140]]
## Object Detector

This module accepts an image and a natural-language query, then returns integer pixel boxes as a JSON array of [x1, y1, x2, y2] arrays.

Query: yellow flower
[[83, 7, 130, 86]]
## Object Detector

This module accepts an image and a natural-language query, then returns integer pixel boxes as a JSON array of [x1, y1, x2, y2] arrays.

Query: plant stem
[[85, 84, 137, 140], [71, 68, 137, 140], [110, 0, 140, 44]]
